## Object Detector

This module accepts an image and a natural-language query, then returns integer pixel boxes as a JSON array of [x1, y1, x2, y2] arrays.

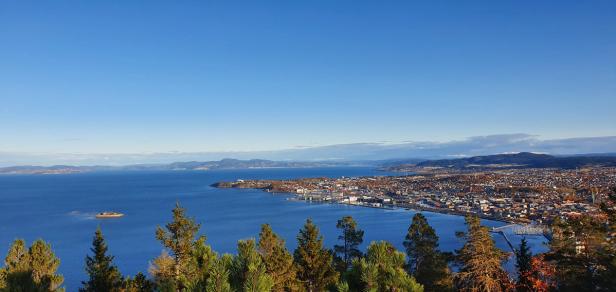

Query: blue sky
[[1, 1, 615, 156]]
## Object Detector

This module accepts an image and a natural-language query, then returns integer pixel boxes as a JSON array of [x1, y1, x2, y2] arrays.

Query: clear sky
[[1, 0, 615, 154]]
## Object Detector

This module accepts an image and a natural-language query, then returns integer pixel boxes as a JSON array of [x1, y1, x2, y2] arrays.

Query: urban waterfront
[[0, 167, 547, 289]]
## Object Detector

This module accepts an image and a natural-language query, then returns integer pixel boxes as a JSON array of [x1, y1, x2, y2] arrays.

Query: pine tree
[[257, 224, 298, 291], [230, 239, 273, 292], [335, 281, 350, 292], [455, 215, 511, 291], [80, 227, 123, 292], [205, 256, 232, 292], [3, 239, 35, 291], [154, 202, 203, 290], [29, 240, 64, 291], [293, 219, 339, 292], [4, 239, 30, 271], [403, 213, 453, 292], [515, 238, 533, 291], [334, 216, 364, 271], [350, 241, 424, 292], [190, 237, 218, 290], [2, 239, 64, 291]]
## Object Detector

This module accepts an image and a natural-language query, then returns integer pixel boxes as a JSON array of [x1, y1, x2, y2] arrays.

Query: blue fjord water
[[0, 167, 547, 289]]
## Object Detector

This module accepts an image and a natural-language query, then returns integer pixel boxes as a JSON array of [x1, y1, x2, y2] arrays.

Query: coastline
[[229, 186, 525, 225]]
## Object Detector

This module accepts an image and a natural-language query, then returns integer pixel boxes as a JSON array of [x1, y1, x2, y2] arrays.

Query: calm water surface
[[0, 167, 547, 289]]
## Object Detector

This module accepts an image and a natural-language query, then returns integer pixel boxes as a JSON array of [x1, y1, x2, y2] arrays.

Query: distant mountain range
[[0, 159, 361, 175], [3, 135, 616, 166], [407, 152, 616, 169], [3, 153, 616, 175]]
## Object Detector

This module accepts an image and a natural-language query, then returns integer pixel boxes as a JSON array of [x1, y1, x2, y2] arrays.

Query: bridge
[[491, 224, 545, 235]]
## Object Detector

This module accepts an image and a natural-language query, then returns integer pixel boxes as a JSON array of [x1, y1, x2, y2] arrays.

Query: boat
[[95, 212, 124, 219]]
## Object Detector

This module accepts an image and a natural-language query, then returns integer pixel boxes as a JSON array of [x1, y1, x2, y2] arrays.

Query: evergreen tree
[[205, 256, 232, 292], [257, 224, 298, 291], [80, 227, 123, 292], [350, 241, 424, 292], [123, 272, 155, 292], [4, 239, 30, 273], [230, 239, 274, 292], [334, 216, 364, 272], [455, 215, 511, 291], [154, 202, 203, 290], [2, 239, 64, 291], [28, 240, 64, 291], [403, 213, 453, 292], [335, 281, 350, 292], [515, 238, 533, 291], [2, 239, 34, 291], [293, 219, 338, 292], [189, 237, 218, 290]]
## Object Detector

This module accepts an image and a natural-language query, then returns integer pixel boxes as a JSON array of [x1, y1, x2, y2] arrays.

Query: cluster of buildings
[[217, 167, 616, 224]]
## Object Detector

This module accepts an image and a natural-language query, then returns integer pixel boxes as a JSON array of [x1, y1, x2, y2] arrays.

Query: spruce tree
[[455, 215, 511, 291], [350, 241, 424, 292], [154, 202, 203, 290], [81, 227, 123, 292], [257, 224, 298, 291], [515, 238, 533, 291], [293, 219, 338, 292], [403, 213, 453, 292], [334, 216, 364, 271]]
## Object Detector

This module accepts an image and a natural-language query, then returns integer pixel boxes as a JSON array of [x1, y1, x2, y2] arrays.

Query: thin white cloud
[[1, 134, 615, 166]]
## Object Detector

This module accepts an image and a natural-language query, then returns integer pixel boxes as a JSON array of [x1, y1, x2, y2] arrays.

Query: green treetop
[[257, 224, 299, 291], [1, 239, 64, 292], [230, 239, 274, 292], [154, 202, 203, 290], [293, 218, 339, 292], [350, 241, 424, 292], [334, 216, 364, 272], [80, 227, 123, 292], [205, 255, 232, 292], [403, 213, 453, 292]]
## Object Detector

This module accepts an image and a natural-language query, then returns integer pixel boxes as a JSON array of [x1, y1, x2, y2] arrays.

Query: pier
[[490, 224, 548, 252]]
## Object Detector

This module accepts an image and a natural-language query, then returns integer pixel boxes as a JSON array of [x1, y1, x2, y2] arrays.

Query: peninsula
[[215, 156, 616, 225]]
